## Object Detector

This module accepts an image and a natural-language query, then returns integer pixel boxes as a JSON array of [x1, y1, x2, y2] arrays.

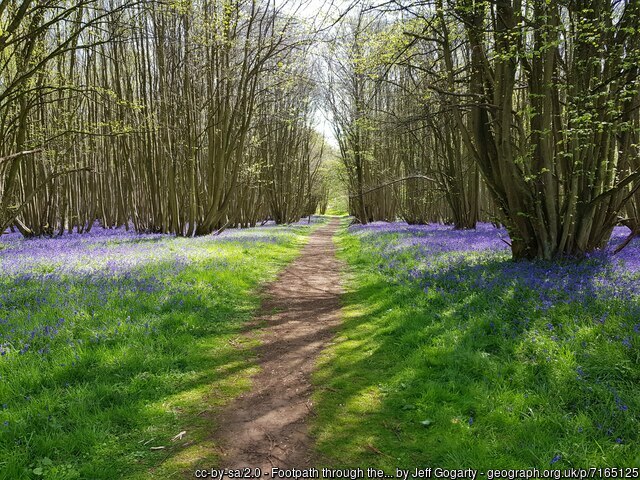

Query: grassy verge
[[0, 222, 319, 479], [312, 224, 640, 470]]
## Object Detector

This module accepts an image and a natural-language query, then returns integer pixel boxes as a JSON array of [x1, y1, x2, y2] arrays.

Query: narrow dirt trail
[[213, 219, 343, 470]]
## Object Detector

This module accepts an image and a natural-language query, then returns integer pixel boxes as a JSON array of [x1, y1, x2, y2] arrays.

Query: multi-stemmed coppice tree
[[255, 48, 326, 225], [0, 0, 135, 236], [433, 0, 640, 259], [329, 0, 640, 259], [0, 0, 326, 238], [325, 5, 486, 227]]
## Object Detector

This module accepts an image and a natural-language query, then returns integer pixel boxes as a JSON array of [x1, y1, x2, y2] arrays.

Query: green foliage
[[320, 156, 349, 216]]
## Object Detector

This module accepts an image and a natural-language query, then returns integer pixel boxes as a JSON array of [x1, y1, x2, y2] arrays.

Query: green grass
[[0, 225, 316, 479], [312, 226, 640, 470]]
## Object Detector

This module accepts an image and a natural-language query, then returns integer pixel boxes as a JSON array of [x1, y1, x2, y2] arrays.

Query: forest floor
[[0, 221, 322, 479], [312, 223, 640, 469], [213, 218, 343, 471], [2, 217, 639, 477]]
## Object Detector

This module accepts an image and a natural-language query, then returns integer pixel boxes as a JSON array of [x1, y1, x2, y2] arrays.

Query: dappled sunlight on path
[[213, 219, 344, 469]]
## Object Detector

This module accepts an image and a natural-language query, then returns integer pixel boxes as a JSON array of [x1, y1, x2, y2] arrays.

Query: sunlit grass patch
[[0, 223, 317, 479], [313, 223, 640, 469]]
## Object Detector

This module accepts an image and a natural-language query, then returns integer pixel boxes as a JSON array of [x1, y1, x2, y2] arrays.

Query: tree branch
[[0, 148, 43, 166], [349, 175, 437, 197]]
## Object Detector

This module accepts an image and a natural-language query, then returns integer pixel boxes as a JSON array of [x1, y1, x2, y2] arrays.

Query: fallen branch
[[212, 221, 229, 236], [365, 443, 390, 457], [613, 227, 639, 255]]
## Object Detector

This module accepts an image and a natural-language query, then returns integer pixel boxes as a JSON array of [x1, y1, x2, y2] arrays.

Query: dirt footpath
[[213, 219, 343, 471]]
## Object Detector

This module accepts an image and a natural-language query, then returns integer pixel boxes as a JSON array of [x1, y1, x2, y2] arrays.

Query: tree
[[434, 0, 640, 259]]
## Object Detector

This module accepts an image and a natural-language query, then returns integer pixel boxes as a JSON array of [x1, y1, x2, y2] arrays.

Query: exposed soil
[[213, 219, 343, 471]]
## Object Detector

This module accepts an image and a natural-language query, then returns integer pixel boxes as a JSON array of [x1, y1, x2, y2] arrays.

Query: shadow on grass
[[0, 251, 295, 480], [313, 252, 640, 470]]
